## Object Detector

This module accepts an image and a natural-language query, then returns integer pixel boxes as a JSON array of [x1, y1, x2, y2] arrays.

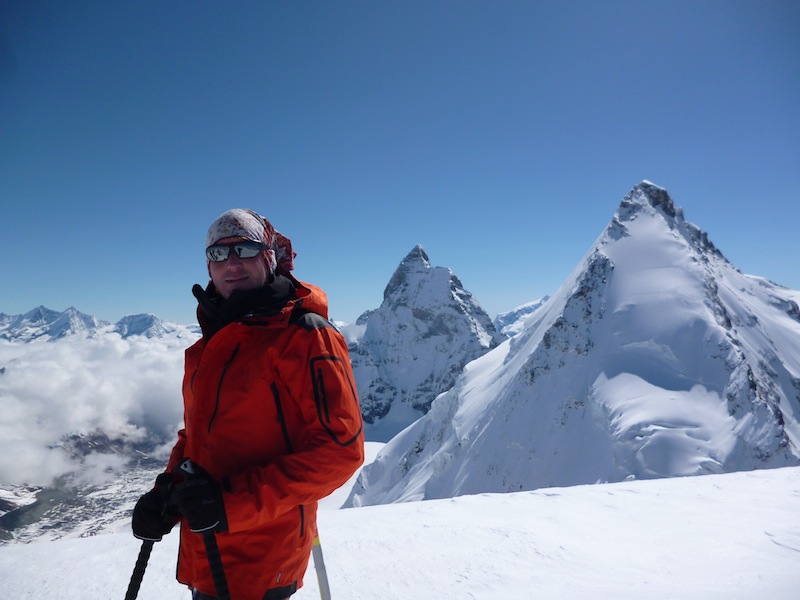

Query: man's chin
[[219, 282, 251, 299]]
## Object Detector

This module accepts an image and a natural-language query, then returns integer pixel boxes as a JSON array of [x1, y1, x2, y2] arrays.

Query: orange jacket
[[167, 276, 364, 599]]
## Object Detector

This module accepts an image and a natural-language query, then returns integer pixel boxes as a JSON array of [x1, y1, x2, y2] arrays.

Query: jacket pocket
[[309, 355, 362, 446]]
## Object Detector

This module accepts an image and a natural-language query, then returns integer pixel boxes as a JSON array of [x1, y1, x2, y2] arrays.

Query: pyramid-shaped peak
[[401, 244, 430, 268], [24, 305, 61, 322], [384, 245, 431, 300]]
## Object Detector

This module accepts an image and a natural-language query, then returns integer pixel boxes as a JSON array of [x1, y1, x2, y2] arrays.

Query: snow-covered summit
[[346, 182, 800, 506], [383, 244, 429, 294], [349, 245, 505, 441], [611, 180, 723, 258], [112, 313, 197, 339]]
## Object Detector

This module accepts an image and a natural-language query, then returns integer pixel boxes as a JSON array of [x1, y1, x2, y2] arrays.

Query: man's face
[[208, 237, 270, 299]]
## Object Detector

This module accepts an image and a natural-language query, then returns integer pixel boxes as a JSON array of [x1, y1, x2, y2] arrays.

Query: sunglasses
[[206, 241, 267, 262]]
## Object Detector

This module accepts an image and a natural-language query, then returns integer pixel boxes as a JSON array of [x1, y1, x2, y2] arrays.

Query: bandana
[[205, 209, 295, 275]]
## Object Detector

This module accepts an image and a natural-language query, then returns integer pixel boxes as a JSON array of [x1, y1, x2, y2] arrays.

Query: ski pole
[[124, 539, 154, 600], [177, 459, 231, 600], [201, 528, 230, 600], [312, 528, 332, 600]]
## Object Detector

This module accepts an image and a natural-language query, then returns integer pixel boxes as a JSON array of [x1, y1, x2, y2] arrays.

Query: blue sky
[[1, 1, 798, 325]]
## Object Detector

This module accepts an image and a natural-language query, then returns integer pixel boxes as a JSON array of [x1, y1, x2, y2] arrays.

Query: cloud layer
[[0, 333, 196, 485]]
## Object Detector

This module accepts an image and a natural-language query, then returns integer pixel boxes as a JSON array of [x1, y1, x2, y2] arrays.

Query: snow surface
[[0, 443, 798, 599]]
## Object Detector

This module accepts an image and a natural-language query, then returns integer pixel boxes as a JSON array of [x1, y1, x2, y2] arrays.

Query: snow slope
[[0, 460, 798, 599]]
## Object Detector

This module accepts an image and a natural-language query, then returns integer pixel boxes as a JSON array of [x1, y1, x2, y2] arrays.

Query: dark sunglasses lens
[[233, 242, 265, 259], [206, 242, 264, 262], [206, 245, 231, 262]]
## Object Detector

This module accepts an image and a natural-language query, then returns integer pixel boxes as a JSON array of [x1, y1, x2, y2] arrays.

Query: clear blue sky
[[1, 1, 798, 325]]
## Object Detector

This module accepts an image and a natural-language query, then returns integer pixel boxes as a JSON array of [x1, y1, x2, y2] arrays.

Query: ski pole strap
[[124, 539, 154, 600], [202, 530, 231, 600]]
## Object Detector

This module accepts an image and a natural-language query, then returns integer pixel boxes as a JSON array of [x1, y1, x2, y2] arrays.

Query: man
[[132, 209, 364, 600]]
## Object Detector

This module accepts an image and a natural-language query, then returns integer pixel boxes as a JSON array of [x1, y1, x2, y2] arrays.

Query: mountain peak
[[113, 314, 171, 338], [620, 180, 677, 219], [607, 181, 725, 261], [383, 244, 432, 300], [353, 246, 504, 441], [404, 244, 430, 265], [23, 306, 61, 323]]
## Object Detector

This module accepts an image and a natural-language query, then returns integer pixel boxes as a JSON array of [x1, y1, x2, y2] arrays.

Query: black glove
[[175, 460, 228, 534], [132, 473, 180, 542]]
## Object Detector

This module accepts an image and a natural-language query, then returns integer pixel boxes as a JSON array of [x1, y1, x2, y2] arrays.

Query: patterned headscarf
[[205, 209, 295, 275]]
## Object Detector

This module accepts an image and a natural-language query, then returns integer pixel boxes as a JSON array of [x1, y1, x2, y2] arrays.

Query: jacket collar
[[193, 274, 298, 338]]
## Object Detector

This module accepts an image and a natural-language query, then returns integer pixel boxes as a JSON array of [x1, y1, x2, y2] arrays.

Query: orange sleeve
[[165, 427, 188, 474]]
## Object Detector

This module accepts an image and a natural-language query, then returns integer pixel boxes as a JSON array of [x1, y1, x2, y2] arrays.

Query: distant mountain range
[[0, 306, 199, 342]]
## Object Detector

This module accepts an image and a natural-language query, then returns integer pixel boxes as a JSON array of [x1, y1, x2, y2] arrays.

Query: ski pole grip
[[175, 458, 231, 599]]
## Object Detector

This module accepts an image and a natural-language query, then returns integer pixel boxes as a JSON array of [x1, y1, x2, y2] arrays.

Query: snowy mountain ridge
[[346, 181, 800, 506], [0, 306, 109, 341]]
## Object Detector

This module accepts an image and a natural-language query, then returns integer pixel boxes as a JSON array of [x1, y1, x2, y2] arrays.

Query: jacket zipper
[[271, 383, 294, 453], [298, 505, 305, 539], [271, 383, 305, 540], [208, 344, 240, 433]]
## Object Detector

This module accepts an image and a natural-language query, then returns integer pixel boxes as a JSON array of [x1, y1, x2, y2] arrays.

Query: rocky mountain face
[[349, 245, 506, 441], [345, 182, 800, 506]]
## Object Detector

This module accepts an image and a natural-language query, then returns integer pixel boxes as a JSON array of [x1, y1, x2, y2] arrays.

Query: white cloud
[[0, 334, 193, 485]]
